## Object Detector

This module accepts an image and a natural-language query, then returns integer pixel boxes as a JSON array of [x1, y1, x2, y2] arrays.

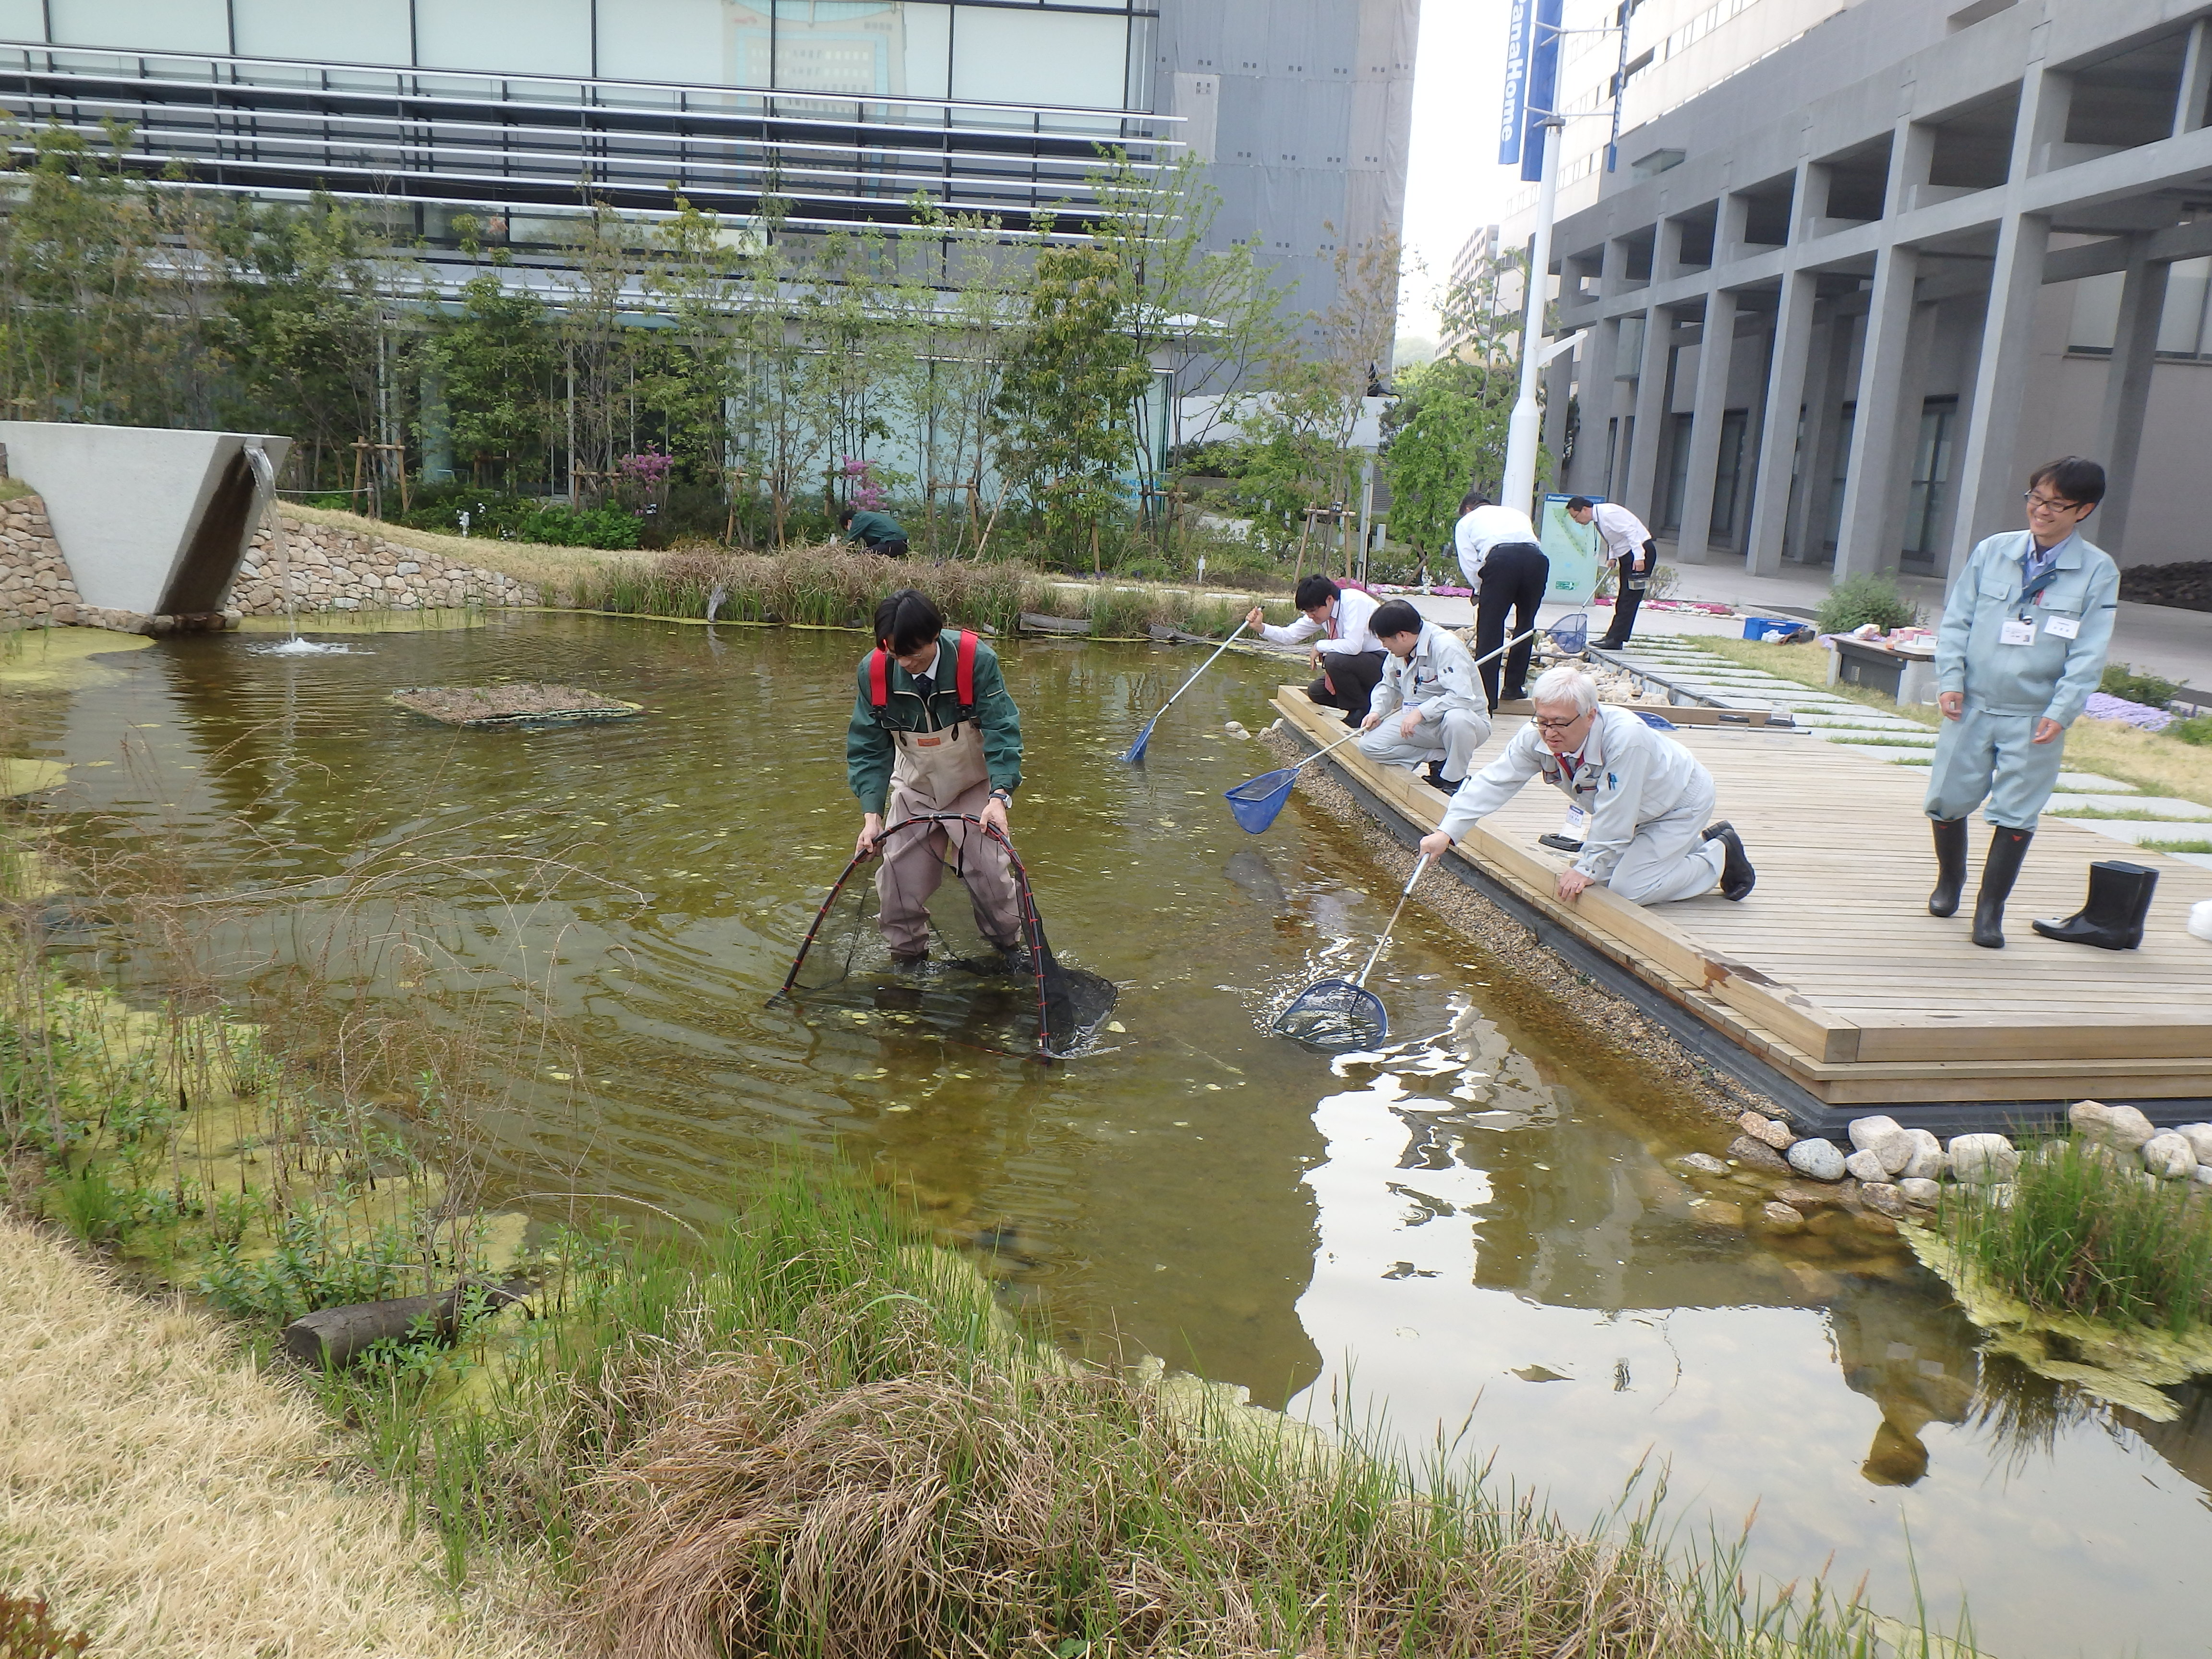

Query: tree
[[1379, 244, 1528, 560], [991, 238, 1153, 565], [422, 228, 556, 491]]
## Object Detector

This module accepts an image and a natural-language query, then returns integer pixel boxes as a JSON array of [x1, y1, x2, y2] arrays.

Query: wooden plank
[[1272, 683, 2212, 1105], [1274, 689, 1865, 1066]]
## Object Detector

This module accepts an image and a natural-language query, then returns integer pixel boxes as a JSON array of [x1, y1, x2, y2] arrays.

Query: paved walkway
[[1400, 564, 2210, 694]]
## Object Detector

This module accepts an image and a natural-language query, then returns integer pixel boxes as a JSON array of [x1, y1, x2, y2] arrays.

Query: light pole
[[1501, 114, 1563, 518]]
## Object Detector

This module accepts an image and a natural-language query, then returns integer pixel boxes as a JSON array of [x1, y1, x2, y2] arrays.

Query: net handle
[[1354, 854, 1430, 988]]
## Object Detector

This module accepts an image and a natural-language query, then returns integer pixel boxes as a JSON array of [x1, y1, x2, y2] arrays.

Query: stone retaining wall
[[0, 492, 543, 633], [0, 491, 87, 626], [232, 519, 541, 616]]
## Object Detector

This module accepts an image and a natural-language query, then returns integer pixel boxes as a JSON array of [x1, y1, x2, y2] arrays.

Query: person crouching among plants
[[839, 504, 910, 558], [848, 588, 1029, 973]]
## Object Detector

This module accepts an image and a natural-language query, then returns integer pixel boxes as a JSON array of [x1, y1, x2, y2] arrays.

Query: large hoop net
[[776, 814, 1117, 1060]]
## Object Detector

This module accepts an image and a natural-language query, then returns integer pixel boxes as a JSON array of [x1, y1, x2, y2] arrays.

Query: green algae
[[1903, 1224, 2212, 1420]]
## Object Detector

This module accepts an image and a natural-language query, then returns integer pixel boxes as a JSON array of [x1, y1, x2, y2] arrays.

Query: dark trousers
[[1474, 542, 1549, 708], [1600, 540, 1655, 645], [1307, 649, 1387, 725], [871, 538, 910, 559]]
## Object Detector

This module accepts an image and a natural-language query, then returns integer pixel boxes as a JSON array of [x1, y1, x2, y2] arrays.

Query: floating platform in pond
[[390, 684, 641, 728], [1272, 685, 2212, 1133]]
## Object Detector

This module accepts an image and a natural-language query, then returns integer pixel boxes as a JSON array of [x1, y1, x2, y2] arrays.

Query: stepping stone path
[[1599, 636, 2212, 854]]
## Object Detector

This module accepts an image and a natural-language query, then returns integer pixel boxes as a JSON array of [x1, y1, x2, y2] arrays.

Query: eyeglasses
[[1531, 713, 1587, 732], [2023, 491, 2087, 517]]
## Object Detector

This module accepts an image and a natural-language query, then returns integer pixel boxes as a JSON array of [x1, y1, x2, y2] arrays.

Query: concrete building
[[1539, 0, 2212, 581], [0, 0, 1416, 320]]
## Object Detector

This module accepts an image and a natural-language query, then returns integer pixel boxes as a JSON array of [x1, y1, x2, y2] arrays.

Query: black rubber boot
[[1700, 821, 1756, 901], [1971, 826, 2033, 949], [1421, 760, 1457, 794], [1927, 817, 1968, 918], [2032, 860, 2159, 950]]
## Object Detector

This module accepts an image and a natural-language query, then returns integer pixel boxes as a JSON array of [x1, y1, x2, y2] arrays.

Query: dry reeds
[[374, 1166, 1907, 1659]]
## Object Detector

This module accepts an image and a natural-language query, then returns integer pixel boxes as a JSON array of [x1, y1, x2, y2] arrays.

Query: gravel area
[[1261, 725, 1767, 1126]]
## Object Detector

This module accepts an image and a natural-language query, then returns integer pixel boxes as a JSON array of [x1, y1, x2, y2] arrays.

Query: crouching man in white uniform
[[1357, 599, 1491, 794], [1417, 665, 1756, 905]]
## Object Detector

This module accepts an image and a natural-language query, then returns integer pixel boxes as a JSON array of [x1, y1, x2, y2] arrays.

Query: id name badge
[[1999, 617, 2036, 646], [1563, 805, 1590, 837], [2044, 614, 2080, 640]]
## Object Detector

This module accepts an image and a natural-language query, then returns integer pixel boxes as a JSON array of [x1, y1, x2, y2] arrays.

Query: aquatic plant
[[333, 1162, 1941, 1659], [1943, 1136, 2212, 1331]]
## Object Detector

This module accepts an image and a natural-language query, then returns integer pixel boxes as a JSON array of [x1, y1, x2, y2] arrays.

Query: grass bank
[[335, 1161, 1934, 1659], [0, 1210, 555, 1659], [276, 509, 1290, 644], [1696, 636, 2212, 806]]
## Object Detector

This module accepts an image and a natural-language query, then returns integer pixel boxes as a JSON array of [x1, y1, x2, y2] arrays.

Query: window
[[950, 8, 1128, 108], [2160, 258, 2211, 356], [1903, 397, 1957, 558], [600, 0, 773, 89], [1659, 411, 1694, 533], [1710, 408, 1750, 539], [47, 0, 225, 53], [416, 0, 592, 77], [1823, 403, 1856, 552]]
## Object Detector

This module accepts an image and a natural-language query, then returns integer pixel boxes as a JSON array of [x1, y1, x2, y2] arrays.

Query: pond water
[[15, 613, 2212, 1658]]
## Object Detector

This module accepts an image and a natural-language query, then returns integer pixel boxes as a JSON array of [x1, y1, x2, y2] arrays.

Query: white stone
[[1849, 1115, 1904, 1153], [1786, 1139, 1847, 1181], [2072, 1099, 2156, 1151], [1898, 1178, 1942, 1208], [1860, 1182, 1909, 1219], [1899, 1129, 1947, 1181], [2175, 1124, 2212, 1165], [2195, 1166, 2212, 1186], [1947, 1133, 2020, 1185], [2143, 1132, 2195, 1180], [1843, 1148, 1889, 1183]]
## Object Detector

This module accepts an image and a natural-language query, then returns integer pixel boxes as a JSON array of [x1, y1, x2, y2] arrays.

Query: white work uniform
[[1588, 501, 1651, 567], [1256, 586, 1383, 657], [1454, 505, 1540, 589], [1437, 704, 1725, 905], [1357, 621, 1493, 781]]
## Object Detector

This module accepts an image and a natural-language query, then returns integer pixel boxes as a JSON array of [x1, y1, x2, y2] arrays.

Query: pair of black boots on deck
[[1928, 817, 2158, 949]]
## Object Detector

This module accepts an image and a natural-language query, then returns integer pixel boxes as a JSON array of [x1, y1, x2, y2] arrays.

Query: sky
[[1397, 0, 1520, 350]]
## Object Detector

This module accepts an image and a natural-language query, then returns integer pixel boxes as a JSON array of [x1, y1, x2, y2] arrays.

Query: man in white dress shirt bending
[[1357, 600, 1492, 793], [1566, 495, 1656, 649], [1417, 665, 1755, 906], [1246, 575, 1388, 725], [1453, 492, 1550, 711]]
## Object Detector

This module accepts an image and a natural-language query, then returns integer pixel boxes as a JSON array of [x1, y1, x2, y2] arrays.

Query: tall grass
[[561, 543, 1281, 644], [1944, 1137, 2212, 1331], [335, 1160, 1930, 1659]]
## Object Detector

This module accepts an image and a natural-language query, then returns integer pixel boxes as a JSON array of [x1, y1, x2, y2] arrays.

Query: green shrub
[[2100, 662, 2181, 706], [1815, 572, 1920, 634], [1945, 1135, 2212, 1331], [2170, 714, 2212, 746], [0, 1592, 91, 1658], [199, 1209, 426, 1325]]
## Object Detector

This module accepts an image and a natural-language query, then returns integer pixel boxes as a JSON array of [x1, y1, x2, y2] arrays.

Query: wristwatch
[[989, 787, 1013, 806]]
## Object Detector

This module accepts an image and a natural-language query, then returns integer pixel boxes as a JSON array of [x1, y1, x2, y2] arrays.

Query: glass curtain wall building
[[0, 0, 1166, 241]]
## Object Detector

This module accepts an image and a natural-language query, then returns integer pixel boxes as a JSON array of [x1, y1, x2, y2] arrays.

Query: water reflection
[[15, 616, 2212, 1659]]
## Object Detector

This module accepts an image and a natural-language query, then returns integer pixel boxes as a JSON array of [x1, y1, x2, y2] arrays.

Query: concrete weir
[[0, 421, 289, 632]]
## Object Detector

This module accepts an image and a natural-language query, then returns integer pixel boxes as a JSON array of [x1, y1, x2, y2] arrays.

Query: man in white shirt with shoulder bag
[[1453, 491, 1550, 711]]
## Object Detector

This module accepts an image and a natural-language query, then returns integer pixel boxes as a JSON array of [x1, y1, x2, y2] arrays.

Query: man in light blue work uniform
[[1925, 457, 2118, 948]]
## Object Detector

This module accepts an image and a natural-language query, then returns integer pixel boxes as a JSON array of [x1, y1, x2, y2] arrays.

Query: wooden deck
[[1274, 688, 2212, 1118]]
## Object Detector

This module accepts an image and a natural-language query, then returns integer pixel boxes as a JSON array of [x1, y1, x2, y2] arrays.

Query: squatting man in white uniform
[[1356, 599, 1491, 793], [1418, 665, 1756, 906]]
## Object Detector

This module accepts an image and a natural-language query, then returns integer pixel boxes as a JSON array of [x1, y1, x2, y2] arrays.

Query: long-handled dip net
[[776, 814, 1117, 1060], [1272, 854, 1430, 1051]]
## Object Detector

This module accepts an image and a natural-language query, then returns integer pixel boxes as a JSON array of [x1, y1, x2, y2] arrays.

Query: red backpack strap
[[955, 629, 977, 705], [866, 648, 889, 706]]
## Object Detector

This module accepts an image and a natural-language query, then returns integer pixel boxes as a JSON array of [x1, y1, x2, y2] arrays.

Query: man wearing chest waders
[[847, 588, 1029, 973]]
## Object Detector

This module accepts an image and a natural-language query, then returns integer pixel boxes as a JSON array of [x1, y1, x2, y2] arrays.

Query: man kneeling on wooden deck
[[1417, 666, 1756, 906], [1356, 600, 1491, 793]]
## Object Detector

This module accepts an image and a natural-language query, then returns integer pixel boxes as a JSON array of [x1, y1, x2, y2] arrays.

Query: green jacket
[[1936, 528, 2119, 726], [843, 509, 907, 548], [845, 633, 1023, 814]]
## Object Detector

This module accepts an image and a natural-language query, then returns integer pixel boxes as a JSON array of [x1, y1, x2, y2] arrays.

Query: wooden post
[[1292, 505, 1314, 582]]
